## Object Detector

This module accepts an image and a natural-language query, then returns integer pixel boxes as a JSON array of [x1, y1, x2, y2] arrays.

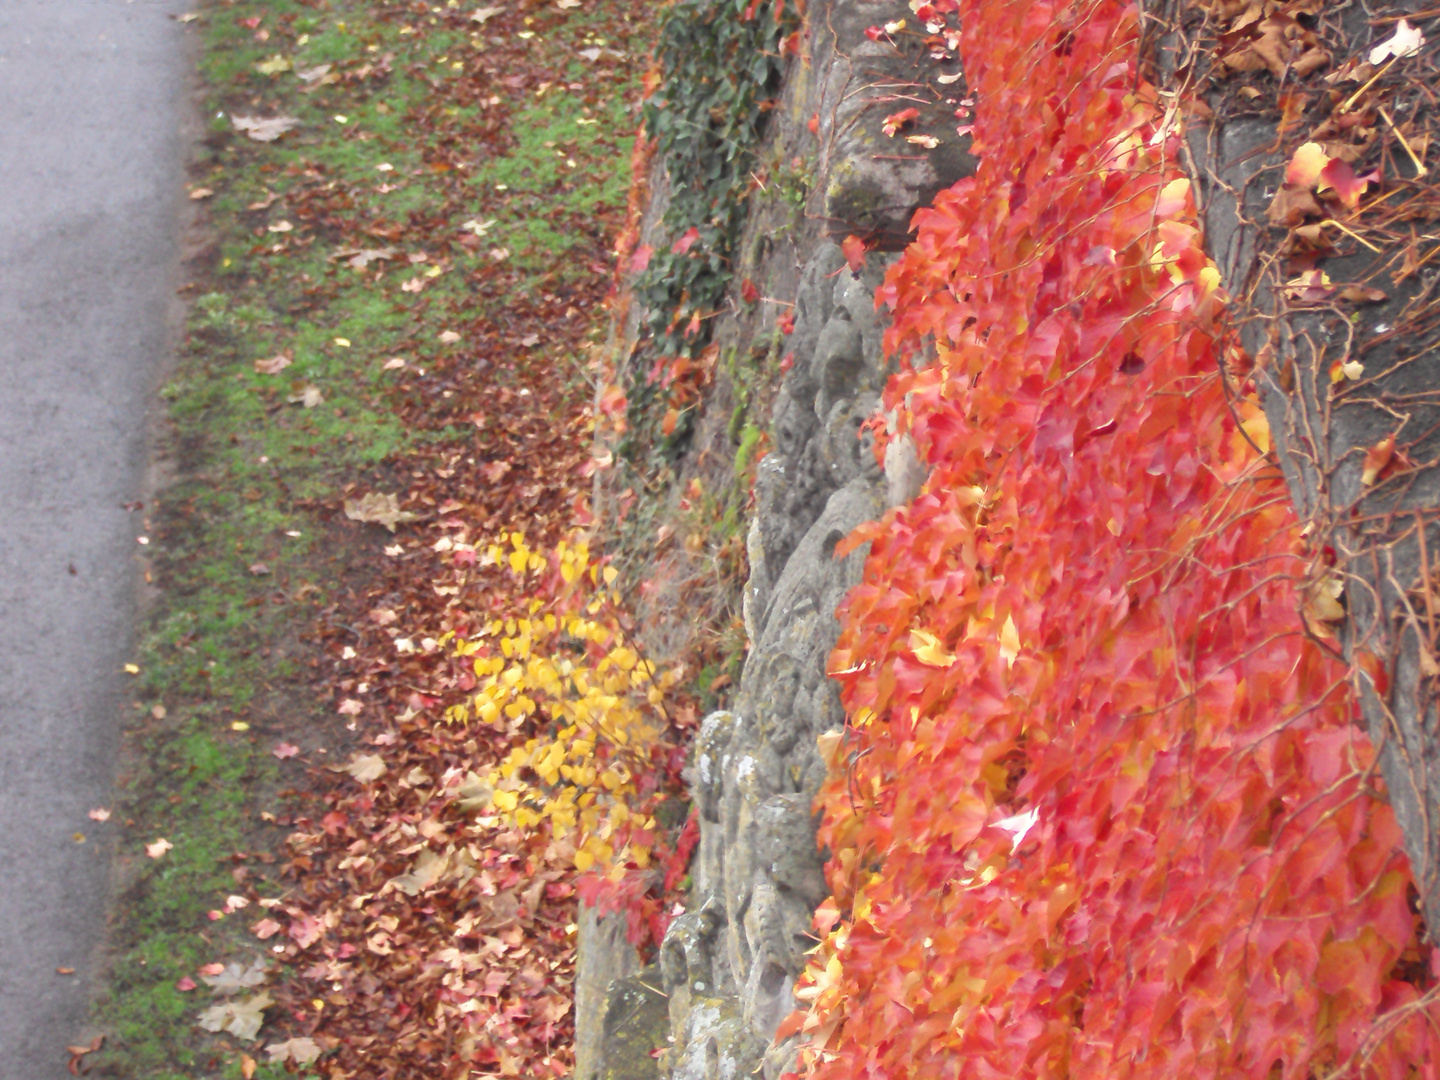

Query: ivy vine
[[623, 0, 796, 461]]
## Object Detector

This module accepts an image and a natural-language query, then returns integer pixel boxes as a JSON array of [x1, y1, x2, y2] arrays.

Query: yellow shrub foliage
[[440, 532, 678, 878]]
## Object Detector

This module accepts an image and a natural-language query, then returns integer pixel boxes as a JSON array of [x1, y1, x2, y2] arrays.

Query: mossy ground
[[91, 0, 642, 1075]]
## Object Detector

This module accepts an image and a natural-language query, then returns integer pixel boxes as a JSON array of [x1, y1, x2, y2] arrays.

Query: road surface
[[0, 1, 189, 1073]]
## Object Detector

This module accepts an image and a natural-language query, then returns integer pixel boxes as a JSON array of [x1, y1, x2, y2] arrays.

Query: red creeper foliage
[[796, 2, 1440, 1078]]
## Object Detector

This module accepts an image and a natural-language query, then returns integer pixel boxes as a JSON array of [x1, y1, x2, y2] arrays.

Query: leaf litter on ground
[[174, 0, 668, 1076]]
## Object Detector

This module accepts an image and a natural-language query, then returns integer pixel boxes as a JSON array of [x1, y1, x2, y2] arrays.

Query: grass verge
[[91, 0, 647, 1075]]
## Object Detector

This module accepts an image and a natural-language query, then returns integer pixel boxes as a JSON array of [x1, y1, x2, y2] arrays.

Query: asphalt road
[[0, 1, 189, 1074]]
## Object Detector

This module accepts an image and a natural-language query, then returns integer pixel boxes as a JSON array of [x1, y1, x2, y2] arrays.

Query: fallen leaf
[[88, 808, 110, 822], [344, 492, 418, 531], [471, 5, 505, 22], [439, 330, 462, 343], [176, 976, 197, 991], [338, 698, 364, 716], [255, 55, 292, 76], [383, 357, 407, 370], [240, 1053, 258, 1080], [267, 220, 293, 234], [296, 63, 333, 83], [146, 838, 172, 859], [288, 913, 324, 949], [1370, 18, 1425, 64], [203, 958, 269, 994], [390, 848, 450, 896], [66, 1035, 104, 1077], [272, 742, 299, 759], [231, 115, 301, 143], [333, 247, 397, 268], [453, 771, 495, 812], [253, 354, 292, 375], [287, 385, 324, 408], [197, 992, 273, 1042], [189, 187, 214, 200], [266, 1037, 323, 1065], [251, 918, 283, 940], [906, 133, 940, 148], [345, 753, 387, 782]]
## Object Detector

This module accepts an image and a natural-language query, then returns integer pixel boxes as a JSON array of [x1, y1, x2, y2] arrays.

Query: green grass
[[91, 0, 645, 1075]]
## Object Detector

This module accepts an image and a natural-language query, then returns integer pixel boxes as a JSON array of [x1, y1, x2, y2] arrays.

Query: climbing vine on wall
[[786, 0, 1440, 1077], [622, 0, 796, 458]]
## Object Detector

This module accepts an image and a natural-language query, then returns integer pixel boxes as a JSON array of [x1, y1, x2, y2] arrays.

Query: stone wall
[[578, 0, 973, 1076]]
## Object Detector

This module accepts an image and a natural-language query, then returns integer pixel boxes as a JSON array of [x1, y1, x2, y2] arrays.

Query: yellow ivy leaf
[[999, 615, 1021, 667], [909, 629, 955, 667]]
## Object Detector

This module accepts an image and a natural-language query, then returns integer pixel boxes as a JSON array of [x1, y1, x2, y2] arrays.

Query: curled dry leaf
[[343, 492, 418, 531], [266, 1037, 323, 1065], [1337, 285, 1387, 304], [145, 838, 172, 859], [66, 1035, 104, 1077], [1283, 268, 1334, 302], [332, 246, 398, 268], [1362, 433, 1397, 486], [253, 354, 292, 375], [881, 107, 920, 136], [231, 115, 301, 143]]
